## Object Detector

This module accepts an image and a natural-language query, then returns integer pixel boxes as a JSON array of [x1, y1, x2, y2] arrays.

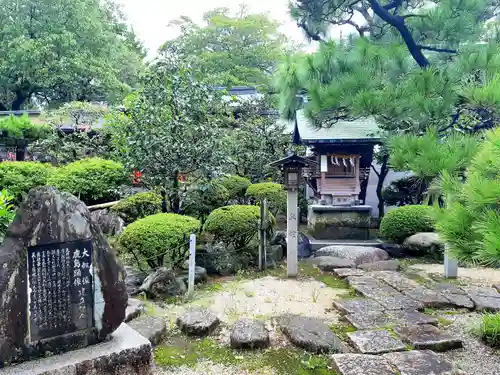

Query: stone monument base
[[0, 324, 153, 375], [308, 204, 372, 240]]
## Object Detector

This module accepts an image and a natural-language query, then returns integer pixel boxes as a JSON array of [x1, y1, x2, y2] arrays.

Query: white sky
[[117, 0, 333, 56]]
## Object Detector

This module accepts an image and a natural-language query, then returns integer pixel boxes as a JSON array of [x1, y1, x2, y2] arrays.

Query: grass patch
[[329, 322, 357, 341], [473, 313, 500, 348], [154, 335, 338, 375], [423, 308, 454, 327]]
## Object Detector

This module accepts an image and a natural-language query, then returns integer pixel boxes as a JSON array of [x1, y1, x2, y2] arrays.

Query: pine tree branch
[[383, 0, 404, 10], [401, 14, 429, 19], [419, 45, 457, 54], [297, 22, 324, 42]]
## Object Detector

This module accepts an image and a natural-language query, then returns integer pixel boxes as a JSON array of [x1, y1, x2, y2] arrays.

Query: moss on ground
[[154, 335, 338, 375], [329, 322, 357, 342]]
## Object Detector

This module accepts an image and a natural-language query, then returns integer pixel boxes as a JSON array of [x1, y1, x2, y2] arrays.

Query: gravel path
[[409, 263, 500, 285], [441, 313, 500, 375], [155, 361, 275, 375]]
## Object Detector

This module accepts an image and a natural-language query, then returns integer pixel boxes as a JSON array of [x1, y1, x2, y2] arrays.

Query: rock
[[0, 187, 128, 366], [384, 350, 459, 375], [125, 266, 147, 296], [278, 314, 348, 353], [230, 319, 270, 349], [125, 298, 145, 322], [347, 330, 406, 355], [177, 266, 208, 286], [315, 246, 389, 266], [333, 298, 385, 315], [403, 232, 444, 255], [433, 284, 474, 309], [395, 324, 463, 352], [128, 316, 167, 346], [377, 243, 405, 258], [465, 286, 500, 299], [333, 268, 365, 278], [298, 232, 312, 258], [345, 310, 438, 330], [196, 243, 253, 276], [332, 354, 399, 375], [91, 208, 125, 236], [312, 256, 355, 271], [139, 267, 186, 299], [266, 245, 284, 268], [177, 308, 220, 336], [358, 260, 401, 272], [468, 294, 500, 312], [389, 310, 439, 326]]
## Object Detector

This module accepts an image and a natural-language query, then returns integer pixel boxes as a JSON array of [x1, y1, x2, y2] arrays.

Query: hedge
[[111, 191, 162, 224], [48, 158, 127, 205], [203, 205, 275, 249], [217, 175, 251, 202], [379, 205, 435, 244], [0, 161, 54, 203], [119, 213, 200, 269], [245, 182, 286, 215]]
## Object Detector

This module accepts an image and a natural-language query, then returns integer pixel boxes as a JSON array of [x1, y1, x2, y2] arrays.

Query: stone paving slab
[[332, 354, 399, 375], [344, 310, 438, 330], [442, 293, 475, 309], [465, 286, 500, 298], [334, 268, 366, 278], [333, 298, 385, 315], [312, 256, 356, 271], [358, 260, 401, 272], [433, 283, 467, 295], [383, 350, 460, 375], [468, 294, 500, 312], [347, 330, 406, 354], [388, 310, 439, 326], [395, 324, 463, 352]]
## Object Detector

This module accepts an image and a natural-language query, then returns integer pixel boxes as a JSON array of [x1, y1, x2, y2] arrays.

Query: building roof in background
[[292, 110, 381, 144]]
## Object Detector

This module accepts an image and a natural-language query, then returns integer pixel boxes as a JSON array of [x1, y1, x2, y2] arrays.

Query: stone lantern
[[269, 154, 317, 277]]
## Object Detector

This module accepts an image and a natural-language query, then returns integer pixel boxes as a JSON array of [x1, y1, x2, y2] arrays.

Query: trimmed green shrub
[[0, 115, 51, 140], [48, 158, 127, 205], [203, 205, 275, 249], [119, 213, 200, 269], [111, 191, 162, 224], [182, 181, 229, 223], [0, 161, 54, 202], [0, 189, 15, 242], [246, 182, 286, 215], [217, 175, 251, 202], [436, 128, 500, 266], [474, 313, 500, 348], [379, 205, 435, 243]]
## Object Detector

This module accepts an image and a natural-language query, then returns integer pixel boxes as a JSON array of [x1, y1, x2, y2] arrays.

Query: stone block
[[0, 324, 153, 375], [315, 246, 388, 266], [395, 324, 463, 352], [230, 319, 270, 349], [333, 269, 365, 278], [344, 312, 391, 330], [125, 299, 145, 323], [384, 350, 459, 375], [177, 308, 220, 336], [332, 354, 399, 375], [128, 316, 167, 346], [312, 256, 355, 271], [332, 298, 385, 315], [347, 330, 406, 354], [358, 260, 401, 272]]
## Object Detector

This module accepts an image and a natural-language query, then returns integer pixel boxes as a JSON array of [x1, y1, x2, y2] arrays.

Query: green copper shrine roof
[[290, 110, 381, 144]]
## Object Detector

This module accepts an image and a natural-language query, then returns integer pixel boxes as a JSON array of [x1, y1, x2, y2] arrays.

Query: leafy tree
[[0, 0, 145, 110], [161, 6, 291, 92], [221, 99, 294, 182], [106, 57, 228, 213]]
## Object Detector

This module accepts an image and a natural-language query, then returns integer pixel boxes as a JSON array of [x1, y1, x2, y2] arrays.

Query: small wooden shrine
[[289, 111, 381, 240]]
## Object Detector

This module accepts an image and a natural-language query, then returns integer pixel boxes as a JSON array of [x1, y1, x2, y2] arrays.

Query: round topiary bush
[[0, 161, 54, 203], [379, 205, 435, 244], [246, 182, 286, 215], [217, 175, 251, 202], [203, 205, 275, 249], [119, 213, 200, 269], [111, 191, 162, 224], [48, 158, 127, 205], [182, 181, 229, 222]]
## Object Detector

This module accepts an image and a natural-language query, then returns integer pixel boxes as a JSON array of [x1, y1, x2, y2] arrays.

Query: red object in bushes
[[132, 169, 143, 185]]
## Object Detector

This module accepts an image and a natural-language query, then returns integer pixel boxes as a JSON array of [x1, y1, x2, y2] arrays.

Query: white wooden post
[[187, 233, 196, 298], [444, 244, 458, 279], [287, 189, 299, 278]]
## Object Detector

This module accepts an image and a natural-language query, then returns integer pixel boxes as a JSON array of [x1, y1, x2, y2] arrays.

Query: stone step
[[347, 330, 406, 354], [394, 324, 463, 352], [127, 315, 167, 346], [310, 239, 384, 251]]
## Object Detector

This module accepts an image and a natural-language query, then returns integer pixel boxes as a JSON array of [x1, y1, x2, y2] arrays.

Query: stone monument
[[0, 187, 152, 374]]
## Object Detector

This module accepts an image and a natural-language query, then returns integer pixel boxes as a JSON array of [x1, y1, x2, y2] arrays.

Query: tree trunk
[[169, 171, 181, 213], [375, 154, 390, 218]]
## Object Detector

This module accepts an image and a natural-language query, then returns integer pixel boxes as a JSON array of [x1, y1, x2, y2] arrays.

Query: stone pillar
[[287, 189, 299, 278], [444, 244, 458, 278]]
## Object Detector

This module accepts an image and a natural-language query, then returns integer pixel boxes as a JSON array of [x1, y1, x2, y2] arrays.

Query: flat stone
[[358, 260, 401, 272], [345, 311, 392, 330], [348, 330, 406, 354], [128, 316, 167, 346], [315, 246, 389, 266], [312, 256, 355, 271], [334, 268, 366, 278], [395, 324, 463, 352], [384, 350, 458, 375], [433, 283, 467, 295], [139, 267, 186, 299], [230, 319, 270, 349], [177, 308, 220, 336], [375, 294, 424, 311], [465, 286, 500, 299], [177, 266, 208, 286], [442, 293, 474, 309], [0, 323, 153, 375], [278, 314, 348, 353], [333, 298, 385, 315], [389, 310, 439, 326], [125, 298, 146, 322], [332, 354, 399, 375], [469, 294, 500, 312]]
